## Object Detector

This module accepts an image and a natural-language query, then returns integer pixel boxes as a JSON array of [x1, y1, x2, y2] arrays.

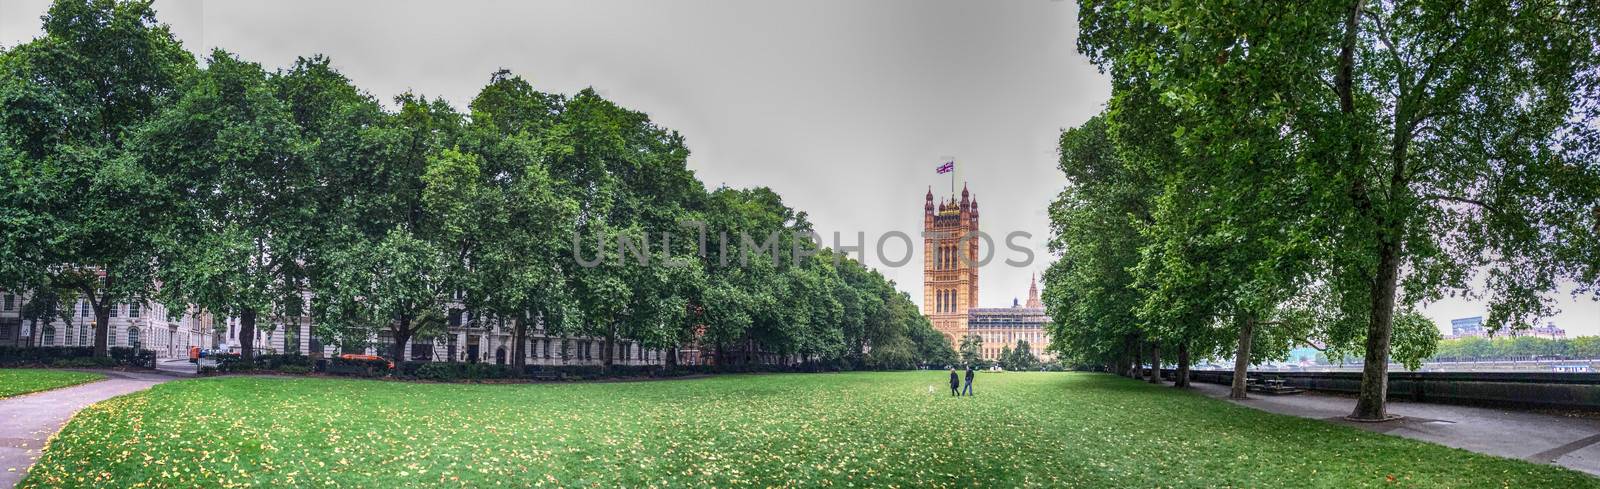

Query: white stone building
[[0, 289, 216, 359], [3, 288, 668, 366]]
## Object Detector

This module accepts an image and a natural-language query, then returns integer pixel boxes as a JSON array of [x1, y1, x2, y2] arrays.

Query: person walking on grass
[[963, 366, 975, 396], [949, 367, 961, 396]]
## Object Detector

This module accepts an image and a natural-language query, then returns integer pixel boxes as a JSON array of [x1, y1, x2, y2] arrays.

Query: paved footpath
[[1189, 381, 1600, 476], [0, 369, 186, 488]]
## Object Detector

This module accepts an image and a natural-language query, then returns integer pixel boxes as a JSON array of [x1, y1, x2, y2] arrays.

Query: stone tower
[[1026, 273, 1042, 309], [923, 184, 980, 346]]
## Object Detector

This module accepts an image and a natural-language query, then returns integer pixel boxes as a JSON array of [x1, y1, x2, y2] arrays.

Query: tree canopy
[[0, 0, 953, 370], [1051, 0, 1600, 419]]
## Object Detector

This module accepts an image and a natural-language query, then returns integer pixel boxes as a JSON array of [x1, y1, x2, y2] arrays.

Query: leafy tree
[[137, 49, 309, 361], [271, 54, 390, 354], [0, 0, 197, 356], [1001, 339, 1041, 371], [958, 334, 982, 367], [1041, 115, 1156, 378], [544, 88, 702, 370], [1076, 0, 1600, 419], [457, 70, 575, 369], [313, 93, 463, 358]]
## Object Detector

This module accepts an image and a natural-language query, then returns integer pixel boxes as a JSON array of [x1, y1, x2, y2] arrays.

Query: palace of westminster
[[923, 184, 1053, 362], [0, 183, 1048, 365]]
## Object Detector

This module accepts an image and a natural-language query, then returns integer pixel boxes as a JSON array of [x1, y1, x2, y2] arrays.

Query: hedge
[[0, 346, 156, 369]]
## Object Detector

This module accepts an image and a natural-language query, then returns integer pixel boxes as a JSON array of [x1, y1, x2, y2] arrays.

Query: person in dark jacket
[[949, 367, 961, 396], [963, 367, 975, 396]]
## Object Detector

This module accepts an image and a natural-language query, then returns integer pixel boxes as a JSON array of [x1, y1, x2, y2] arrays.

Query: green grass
[[0, 368, 104, 399], [21, 372, 1598, 488]]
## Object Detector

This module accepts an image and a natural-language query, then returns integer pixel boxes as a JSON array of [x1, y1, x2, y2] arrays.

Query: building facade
[[1450, 316, 1486, 338], [0, 289, 216, 360], [1, 288, 668, 367], [919, 185, 1055, 361], [967, 275, 1053, 361], [1444, 315, 1567, 340], [922, 185, 979, 344]]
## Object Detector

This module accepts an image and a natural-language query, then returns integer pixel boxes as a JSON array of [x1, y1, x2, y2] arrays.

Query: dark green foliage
[[0, 346, 153, 368]]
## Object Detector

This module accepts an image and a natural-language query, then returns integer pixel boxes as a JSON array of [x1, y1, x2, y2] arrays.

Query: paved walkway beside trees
[[1189, 381, 1600, 476], [0, 370, 184, 488]]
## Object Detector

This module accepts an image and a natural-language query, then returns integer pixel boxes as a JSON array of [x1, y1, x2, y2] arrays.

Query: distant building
[[0, 289, 215, 359], [1, 287, 669, 367], [1506, 322, 1567, 340], [966, 275, 1053, 362], [922, 184, 980, 345], [1451, 316, 1486, 338], [1444, 315, 1568, 340]]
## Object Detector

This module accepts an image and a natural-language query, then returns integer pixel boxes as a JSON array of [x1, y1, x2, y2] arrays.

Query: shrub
[[323, 356, 393, 378], [413, 362, 463, 381], [50, 357, 118, 368], [0, 346, 155, 368]]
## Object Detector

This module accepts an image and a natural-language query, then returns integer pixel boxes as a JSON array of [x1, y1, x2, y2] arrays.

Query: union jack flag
[[935, 161, 954, 174]]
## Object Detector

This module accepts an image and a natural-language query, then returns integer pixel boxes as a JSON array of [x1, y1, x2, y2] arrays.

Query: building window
[[127, 327, 140, 349], [129, 303, 140, 318], [43, 326, 55, 346], [2, 294, 13, 311], [410, 338, 432, 361], [79, 325, 88, 346], [81, 302, 91, 317]]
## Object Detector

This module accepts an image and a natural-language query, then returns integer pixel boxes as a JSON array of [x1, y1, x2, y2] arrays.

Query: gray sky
[[2, 0, 1594, 336]]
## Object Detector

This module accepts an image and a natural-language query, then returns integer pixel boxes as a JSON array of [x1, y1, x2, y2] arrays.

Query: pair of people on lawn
[[949, 367, 974, 396]]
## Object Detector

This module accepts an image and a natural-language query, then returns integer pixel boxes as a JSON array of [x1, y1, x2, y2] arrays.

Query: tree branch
[[1422, 193, 1503, 215]]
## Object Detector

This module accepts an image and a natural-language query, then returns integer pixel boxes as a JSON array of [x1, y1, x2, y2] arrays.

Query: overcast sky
[[2, 0, 1594, 336]]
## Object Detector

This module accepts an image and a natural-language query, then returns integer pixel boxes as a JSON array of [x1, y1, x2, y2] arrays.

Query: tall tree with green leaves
[[271, 54, 390, 353], [457, 70, 576, 369], [958, 333, 983, 367], [546, 88, 703, 370], [1078, 0, 1600, 418], [313, 93, 464, 358], [136, 49, 310, 361], [1042, 114, 1157, 376], [0, 0, 197, 356]]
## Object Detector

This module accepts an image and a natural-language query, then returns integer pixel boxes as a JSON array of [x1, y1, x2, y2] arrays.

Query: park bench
[[1245, 376, 1305, 395]]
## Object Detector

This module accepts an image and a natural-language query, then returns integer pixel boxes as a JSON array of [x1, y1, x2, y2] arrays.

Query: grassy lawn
[[21, 372, 1598, 488], [0, 369, 104, 399]]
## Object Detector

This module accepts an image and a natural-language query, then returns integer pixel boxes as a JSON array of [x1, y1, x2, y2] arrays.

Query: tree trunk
[[390, 315, 411, 364], [512, 314, 528, 369], [93, 302, 110, 356], [86, 276, 112, 357], [1230, 314, 1256, 400], [1129, 338, 1143, 378], [1115, 334, 1132, 377], [1174, 340, 1191, 388], [602, 322, 617, 372], [239, 307, 257, 361], [1352, 235, 1403, 420], [1147, 342, 1161, 384]]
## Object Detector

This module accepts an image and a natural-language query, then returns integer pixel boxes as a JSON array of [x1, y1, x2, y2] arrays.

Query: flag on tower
[[935, 161, 954, 174]]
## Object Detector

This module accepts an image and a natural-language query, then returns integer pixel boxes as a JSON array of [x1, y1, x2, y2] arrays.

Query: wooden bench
[[1246, 376, 1305, 395]]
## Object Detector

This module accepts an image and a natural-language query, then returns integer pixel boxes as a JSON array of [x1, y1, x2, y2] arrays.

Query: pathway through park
[[0, 368, 186, 488], [1190, 381, 1600, 476]]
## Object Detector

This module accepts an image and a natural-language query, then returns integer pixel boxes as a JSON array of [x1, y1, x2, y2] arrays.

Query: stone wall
[[1178, 369, 1600, 410]]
